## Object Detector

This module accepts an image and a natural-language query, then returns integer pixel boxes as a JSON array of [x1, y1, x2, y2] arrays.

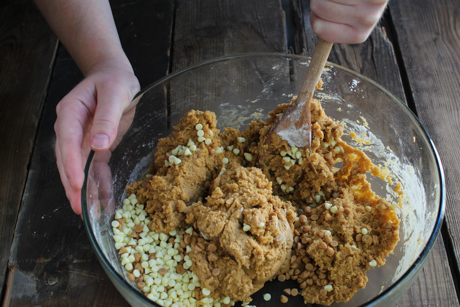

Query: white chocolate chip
[[244, 153, 252, 161], [202, 288, 211, 296], [276, 177, 283, 185], [369, 260, 377, 267], [330, 206, 338, 214], [258, 222, 265, 227], [238, 137, 245, 143], [263, 293, 271, 301], [361, 228, 368, 235], [197, 136, 205, 142], [205, 138, 212, 145], [197, 130, 204, 137], [222, 158, 229, 164], [324, 285, 333, 292], [233, 148, 240, 155], [195, 124, 203, 130]]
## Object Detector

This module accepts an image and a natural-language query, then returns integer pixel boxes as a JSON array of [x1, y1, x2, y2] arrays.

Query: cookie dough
[[185, 164, 296, 302], [125, 97, 400, 305]]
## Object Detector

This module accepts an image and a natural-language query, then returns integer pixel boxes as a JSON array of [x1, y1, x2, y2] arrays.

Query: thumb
[[89, 80, 136, 152]]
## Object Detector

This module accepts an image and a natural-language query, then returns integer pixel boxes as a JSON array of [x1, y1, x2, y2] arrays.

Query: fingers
[[55, 97, 89, 183], [311, 12, 366, 44], [310, 0, 388, 44], [92, 151, 115, 214], [54, 81, 96, 214], [55, 135, 82, 215], [90, 75, 140, 152]]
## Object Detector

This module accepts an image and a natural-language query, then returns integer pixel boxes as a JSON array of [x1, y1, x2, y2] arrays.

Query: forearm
[[34, 0, 131, 76]]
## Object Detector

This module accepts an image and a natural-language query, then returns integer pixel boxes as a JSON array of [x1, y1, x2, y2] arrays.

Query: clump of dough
[[185, 164, 296, 302], [127, 110, 222, 233]]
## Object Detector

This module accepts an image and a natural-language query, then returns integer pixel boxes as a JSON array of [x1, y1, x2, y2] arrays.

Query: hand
[[54, 63, 140, 214], [310, 0, 388, 44]]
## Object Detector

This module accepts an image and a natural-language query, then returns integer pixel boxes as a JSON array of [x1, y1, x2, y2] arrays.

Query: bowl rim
[[82, 52, 446, 307]]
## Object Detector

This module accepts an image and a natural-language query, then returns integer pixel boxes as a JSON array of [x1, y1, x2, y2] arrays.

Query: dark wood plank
[[394, 234, 459, 306], [388, 0, 460, 304], [173, 0, 288, 71], [169, 0, 289, 127], [6, 1, 174, 305], [292, 1, 458, 306], [0, 1, 57, 300], [389, 0, 460, 275]]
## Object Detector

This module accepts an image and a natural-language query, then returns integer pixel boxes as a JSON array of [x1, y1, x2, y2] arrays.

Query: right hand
[[310, 0, 388, 44], [54, 62, 140, 215]]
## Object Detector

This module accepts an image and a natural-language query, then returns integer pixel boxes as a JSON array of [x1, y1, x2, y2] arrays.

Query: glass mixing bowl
[[82, 54, 445, 306]]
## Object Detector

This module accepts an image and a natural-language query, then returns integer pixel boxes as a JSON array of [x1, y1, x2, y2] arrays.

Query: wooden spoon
[[266, 38, 333, 149]]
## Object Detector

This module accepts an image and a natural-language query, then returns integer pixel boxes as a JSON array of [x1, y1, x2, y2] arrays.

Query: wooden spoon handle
[[270, 38, 333, 149], [294, 38, 333, 130]]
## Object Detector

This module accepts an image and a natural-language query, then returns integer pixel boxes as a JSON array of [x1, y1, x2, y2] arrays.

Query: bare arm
[[35, 0, 140, 214], [34, 0, 130, 75]]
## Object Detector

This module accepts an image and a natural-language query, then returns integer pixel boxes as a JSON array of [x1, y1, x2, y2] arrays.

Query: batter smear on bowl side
[[114, 95, 399, 306]]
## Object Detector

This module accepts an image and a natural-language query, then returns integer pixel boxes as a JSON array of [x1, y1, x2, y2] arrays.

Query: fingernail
[[313, 19, 323, 33], [91, 133, 109, 150]]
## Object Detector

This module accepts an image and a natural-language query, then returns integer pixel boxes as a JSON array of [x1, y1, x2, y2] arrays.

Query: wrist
[[83, 51, 134, 77]]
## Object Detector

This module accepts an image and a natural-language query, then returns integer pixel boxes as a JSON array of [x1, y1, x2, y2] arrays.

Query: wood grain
[[172, 0, 288, 71], [292, 0, 459, 306], [0, 1, 57, 300], [394, 235, 459, 306], [389, 0, 460, 276], [169, 0, 289, 127], [5, 0, 174, 305]]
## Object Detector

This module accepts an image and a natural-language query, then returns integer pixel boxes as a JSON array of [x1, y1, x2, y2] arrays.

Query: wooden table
[[1, 0, 459, 306]]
